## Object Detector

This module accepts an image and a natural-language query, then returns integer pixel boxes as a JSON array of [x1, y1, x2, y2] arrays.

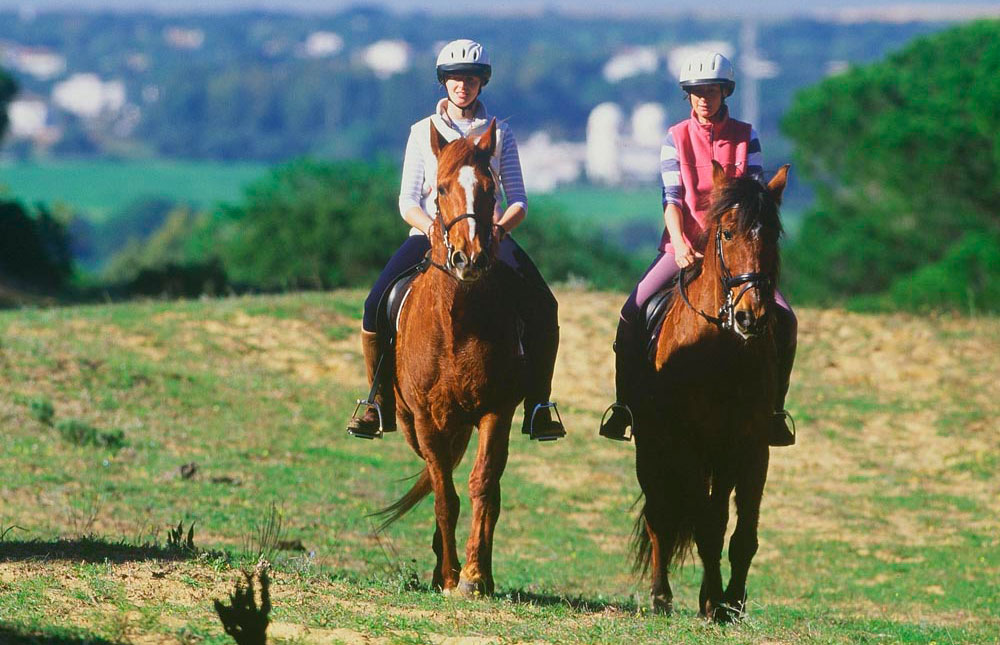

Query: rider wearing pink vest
[[600, 51, 797, 447], [660, 106, 756, 253]]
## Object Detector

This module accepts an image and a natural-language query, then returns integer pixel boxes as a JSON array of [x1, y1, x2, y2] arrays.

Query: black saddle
[[377, 262, 424, 342], [640, 274, 682, 363]]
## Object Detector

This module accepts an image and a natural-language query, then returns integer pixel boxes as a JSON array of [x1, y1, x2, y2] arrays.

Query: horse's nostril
[[735, 310, 754, 329], [451, 251, 468, 269]]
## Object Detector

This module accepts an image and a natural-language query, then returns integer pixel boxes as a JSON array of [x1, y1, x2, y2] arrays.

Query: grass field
[[1, 290, 998, 643], [0, 160, 269, 221]]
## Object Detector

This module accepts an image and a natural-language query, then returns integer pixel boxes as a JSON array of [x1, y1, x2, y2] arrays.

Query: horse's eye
[[438, 185, 446, 195], [722, 230, 733, 241]]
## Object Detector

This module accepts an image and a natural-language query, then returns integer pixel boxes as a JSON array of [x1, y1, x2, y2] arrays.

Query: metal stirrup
[[775, 409, 796, 438], [529, 402, 565, 441], [600, 402, 633, 442], [347, 399, 384, 440]]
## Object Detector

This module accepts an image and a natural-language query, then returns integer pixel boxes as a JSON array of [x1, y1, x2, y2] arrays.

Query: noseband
[[679, 220, 774, 332], [426, 212, 498, 280]]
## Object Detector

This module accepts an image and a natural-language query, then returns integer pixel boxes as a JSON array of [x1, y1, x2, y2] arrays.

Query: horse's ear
[[430, 123, 448, 158], [767, 164, 791, 205], [474, 118, 497, 157], [712, 160, 727, 190]]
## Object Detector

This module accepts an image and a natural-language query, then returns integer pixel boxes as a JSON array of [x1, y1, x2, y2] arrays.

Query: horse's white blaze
[[458, 165, 477, 242]]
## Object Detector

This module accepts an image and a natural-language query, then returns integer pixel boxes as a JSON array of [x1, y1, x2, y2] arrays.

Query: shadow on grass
[[0, 625, 118, 644], [0, 536, 199, 563], [498, 588, 639, 613]]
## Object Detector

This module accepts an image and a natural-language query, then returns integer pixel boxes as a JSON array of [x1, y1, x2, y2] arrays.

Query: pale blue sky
[[0, 0, 994, 16]]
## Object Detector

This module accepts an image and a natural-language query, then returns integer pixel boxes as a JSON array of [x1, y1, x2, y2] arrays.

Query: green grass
[[0, 159, 268, 221], [0, 292, 997, 643]]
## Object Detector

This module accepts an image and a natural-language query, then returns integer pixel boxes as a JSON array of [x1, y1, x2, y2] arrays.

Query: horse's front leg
[[696, 470, 734, 621], [720, 441, 769, 623], [416, 419, 463, 592], [459, 411, 512, 596], [635, 434, 677, 615]]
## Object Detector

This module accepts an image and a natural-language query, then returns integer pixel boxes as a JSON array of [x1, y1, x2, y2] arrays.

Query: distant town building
[[52, 74, 126, 120], [0, 42, 66, 81], [164, 26, 205, 50], [586, 102, 625, 185], [6, 93, 61, 147], [360, 40, 410, 79], [603, 47, 659, 83], [585, 101, 668, 186], [517, 131, 584, 193], [8, 94, 48, 138], [303, 31, 344, 58]]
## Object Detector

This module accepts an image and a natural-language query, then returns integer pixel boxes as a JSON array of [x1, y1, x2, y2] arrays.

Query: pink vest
[[660, 108, 752, 252]]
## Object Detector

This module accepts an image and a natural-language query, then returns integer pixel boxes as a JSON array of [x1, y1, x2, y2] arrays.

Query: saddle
[[377, 263, 423, 342]]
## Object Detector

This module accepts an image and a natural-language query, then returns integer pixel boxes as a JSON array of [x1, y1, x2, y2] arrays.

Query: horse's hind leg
[[696, 471, 734, 621], [720, 443, 768, 622], [460, 412, 512, 596]]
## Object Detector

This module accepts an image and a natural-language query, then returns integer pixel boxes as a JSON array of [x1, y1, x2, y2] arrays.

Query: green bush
[[0, 200, 73, 293], [781, 20, 1000, 311]]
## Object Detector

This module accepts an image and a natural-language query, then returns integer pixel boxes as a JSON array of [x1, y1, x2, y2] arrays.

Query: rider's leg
[[770, 292, 797, 447], [496, 238, 565, 440], [600, 250, 679, 440], [347, 235, 430, 437]]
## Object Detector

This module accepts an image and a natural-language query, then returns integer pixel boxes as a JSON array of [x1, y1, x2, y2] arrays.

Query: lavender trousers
[[621, 248, 796, 334]]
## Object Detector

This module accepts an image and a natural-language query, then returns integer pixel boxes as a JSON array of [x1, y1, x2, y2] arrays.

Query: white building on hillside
[[0, 42, 66, 81], [303, 31, 344, 58], [361, 40, 410, 79], [52, 74, 126, 120], [603, 47, 659, 83], [586, 102, 625, 185]]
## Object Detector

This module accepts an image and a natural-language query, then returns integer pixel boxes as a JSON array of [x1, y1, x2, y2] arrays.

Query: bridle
[[425, 210, 499, 281], [679, 214, 774, 332]]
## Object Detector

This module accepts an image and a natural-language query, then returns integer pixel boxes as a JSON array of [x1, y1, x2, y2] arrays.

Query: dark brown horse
[[375, 119, 525, 596], [633, 161, 790, 622]]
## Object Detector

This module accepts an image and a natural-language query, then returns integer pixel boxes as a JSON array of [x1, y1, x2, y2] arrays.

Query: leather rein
[[678, 222, 773, 332]]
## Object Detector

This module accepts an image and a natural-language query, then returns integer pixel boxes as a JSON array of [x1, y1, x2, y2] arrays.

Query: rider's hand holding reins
[[664, 203, 703, 268]]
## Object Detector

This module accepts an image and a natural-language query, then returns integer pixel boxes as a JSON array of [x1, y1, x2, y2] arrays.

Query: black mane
[[708, 175, 783, 238]]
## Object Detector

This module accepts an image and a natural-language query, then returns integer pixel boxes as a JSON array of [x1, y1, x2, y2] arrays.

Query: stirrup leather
[[600, 402, 633, 442], [528, 402, 566, 442], [347, 399, 384, 440]]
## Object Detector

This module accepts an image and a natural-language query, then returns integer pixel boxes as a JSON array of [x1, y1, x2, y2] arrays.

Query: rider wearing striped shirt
[[599, 51, 798, 447], [347, 39, 565, 442]]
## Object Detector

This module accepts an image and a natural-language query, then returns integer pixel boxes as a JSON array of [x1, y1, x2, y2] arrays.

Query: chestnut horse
[[375, 119, 525, 596], [633, 162, 790, 622]]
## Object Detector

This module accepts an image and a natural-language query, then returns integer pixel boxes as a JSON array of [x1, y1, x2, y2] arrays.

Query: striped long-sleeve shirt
[[399, 99, 526, 234]]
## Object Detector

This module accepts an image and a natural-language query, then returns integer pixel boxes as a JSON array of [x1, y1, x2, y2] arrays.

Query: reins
[[678, 218, 774, 332]]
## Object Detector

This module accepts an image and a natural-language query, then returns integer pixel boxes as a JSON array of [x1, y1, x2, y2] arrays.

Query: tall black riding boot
[[346, 330, 396, 439], [770, 308, 797, 447], [600, 319, 639, 441], [520, 293, 565, 441]]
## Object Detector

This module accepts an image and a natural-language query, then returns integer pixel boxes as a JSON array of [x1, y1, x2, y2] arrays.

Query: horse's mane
[[704, 175, 783, 240]]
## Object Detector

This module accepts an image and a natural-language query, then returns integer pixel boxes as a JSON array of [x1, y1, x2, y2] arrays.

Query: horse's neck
[[655, 237, 724, 365]]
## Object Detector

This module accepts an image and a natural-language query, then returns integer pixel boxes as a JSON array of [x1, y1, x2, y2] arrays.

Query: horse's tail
[[371, 430, 473, 533], [630, 494, 695, 576]]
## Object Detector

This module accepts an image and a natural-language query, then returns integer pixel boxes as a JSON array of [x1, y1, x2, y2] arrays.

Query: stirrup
[[529, 402, 566, 442], [347, 399, 384, 440], [599, 402, 633, 442]]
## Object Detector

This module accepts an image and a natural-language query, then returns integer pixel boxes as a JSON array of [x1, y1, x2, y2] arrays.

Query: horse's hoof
[[650, 593, 673, 615], [712, 602, 745, 624], [455, 578, 487, 597]]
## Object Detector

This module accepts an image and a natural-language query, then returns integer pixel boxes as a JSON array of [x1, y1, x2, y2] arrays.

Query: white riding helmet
[[436, 39, 492, 85], [678, 51, 735, 97]]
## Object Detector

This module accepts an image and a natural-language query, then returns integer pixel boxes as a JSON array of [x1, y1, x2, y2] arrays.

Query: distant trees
[[205, 158, 638, 291], [0, 199, 73, 292], [782, 20, 1000, 312], [0, 67, 16, 138]]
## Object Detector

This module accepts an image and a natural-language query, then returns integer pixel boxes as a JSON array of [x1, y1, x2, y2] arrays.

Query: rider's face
[[688, 84, 724, 121], [444, 75, 482, 109]]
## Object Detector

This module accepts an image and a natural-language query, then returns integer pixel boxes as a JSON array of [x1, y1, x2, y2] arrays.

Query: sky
[[0, 0, 996, 17]]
